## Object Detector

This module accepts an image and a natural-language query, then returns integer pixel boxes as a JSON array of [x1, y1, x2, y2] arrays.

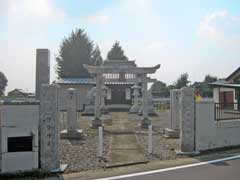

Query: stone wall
[[196, 101, 240, 151], [0, 102, 39, 173]]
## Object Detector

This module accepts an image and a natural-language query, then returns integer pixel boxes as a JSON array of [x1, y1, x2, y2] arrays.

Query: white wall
[[195, 101, 240, 151], [0, 104, 39, 173]]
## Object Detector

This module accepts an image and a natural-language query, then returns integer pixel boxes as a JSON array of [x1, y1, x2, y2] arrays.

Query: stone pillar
[[148, 125, 153, 155], [179, 87, 197, 154], [60, 88, 82, 139], [39, 84, 60, 171], [36, 49, 50, 100], [67, 88, 78, 132], [93, 74, 102, 128], [141, 74, 150, 128], [98, 126, 103, 158], [164, 89, 180, 138], [170, 89, 180, 130]]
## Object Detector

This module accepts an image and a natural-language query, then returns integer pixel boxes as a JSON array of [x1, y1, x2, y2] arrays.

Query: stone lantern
[[129, 84, 141, 113], [101, 85, 109, 114]]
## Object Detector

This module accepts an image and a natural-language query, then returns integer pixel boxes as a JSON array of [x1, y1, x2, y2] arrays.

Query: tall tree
[[107, 41, 128, 60], [91, 45, 103, 66], [150, 81, 169, 97], [175, 73, 190, 89], [0, 71, 8, 96], [204, 74, 217, 83], [56, 28, 95, 78]]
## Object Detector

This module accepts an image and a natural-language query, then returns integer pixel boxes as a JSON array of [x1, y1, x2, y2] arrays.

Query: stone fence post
[[164, 89, 180, 138], [39, 84, 60, 171], [170, 89, 180, 130], [179, 87, 198, 154]]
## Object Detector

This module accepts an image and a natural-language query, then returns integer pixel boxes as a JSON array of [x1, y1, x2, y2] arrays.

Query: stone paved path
[[105, 112, 147, 167]]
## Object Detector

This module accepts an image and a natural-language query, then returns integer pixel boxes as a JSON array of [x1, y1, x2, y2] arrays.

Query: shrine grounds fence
[[214, 103, 240, 121], [153, 98, 170, 111]]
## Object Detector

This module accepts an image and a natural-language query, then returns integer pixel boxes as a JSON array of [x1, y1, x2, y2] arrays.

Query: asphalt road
[[99, 156, 240, 180]]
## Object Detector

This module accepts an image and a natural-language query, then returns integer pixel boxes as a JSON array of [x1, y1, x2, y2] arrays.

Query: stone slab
[[50, 164, 68, 173], [175, 150, 200, 157], [60, 129, 83, 139], [163, 128, 180, 138]]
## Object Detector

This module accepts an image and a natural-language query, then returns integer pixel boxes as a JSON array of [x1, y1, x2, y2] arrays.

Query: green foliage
[[191, 74, 218, 97], [150, 81, 169, 97], [56, 28, 102, 78], [0, 71, 8, 96], [107, 41, 128, 60], [204, 74, 217, 83], [92, 45, 103, 66], [175, 73, 190, 89]]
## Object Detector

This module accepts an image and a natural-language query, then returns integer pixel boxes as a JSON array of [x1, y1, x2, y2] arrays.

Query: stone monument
[[39, 84, 61, 172], [35, 49, 50, 100], [82, 87, 96, 115], [164, 89, 180, 138], [60, 88, 82, 139], [138, 92, 157, 116], [177, 87, 199, 155]]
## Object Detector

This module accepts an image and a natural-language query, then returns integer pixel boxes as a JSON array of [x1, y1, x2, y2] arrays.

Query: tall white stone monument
[[35, 49, 50, 100]]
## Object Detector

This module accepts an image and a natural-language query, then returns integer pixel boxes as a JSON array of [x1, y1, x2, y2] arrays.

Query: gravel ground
[[136, 132, 179, 161], [59, 112, 111, 173], [59, 110, 179, 173], [136, 110, 179, 161], [60, 132, 110, 173]]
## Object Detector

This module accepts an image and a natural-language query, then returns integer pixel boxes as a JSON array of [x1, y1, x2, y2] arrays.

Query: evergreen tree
[[150, 81, 169, 97], [56, 28, 95, 78], [91, 45, 103, 66], [107, 41, 128, 60], [175, 73, 190, 89], [0, 71, 8, 96], [204, 74, 217, 83]]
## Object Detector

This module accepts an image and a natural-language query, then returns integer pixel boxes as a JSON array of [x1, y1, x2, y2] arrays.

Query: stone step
[[163, 128, 180, 138]]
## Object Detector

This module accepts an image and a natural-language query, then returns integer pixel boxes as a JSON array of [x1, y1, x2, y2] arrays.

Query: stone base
[[82, 105, 94, 116], [50, 164, 68, 173], [163, 128, 180, 138], [129, 104, 141, 113], [101, 106, 109, 114], [141, 118, 151, 129], [138, 107, 157, 116], [175, 150, 200, 157], [91, 119, 102, 129], [60, 129, 83, 139]]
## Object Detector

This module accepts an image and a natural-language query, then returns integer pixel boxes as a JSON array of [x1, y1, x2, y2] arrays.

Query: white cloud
[[6, 0, 65, 20], [197, 10, 240, 39], [143, 42, 167, 54], [87, 13, 110, 25], [0, 0, 65, 92]]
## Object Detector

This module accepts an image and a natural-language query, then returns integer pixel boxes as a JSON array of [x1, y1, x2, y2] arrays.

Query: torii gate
[[84, 64, 161, 128]]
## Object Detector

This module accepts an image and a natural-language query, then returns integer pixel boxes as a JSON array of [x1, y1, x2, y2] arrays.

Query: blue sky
[[0, 0, 240, 92]]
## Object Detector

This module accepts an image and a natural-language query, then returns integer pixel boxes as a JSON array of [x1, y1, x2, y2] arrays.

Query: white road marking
[[94, 154, 240, 180]]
